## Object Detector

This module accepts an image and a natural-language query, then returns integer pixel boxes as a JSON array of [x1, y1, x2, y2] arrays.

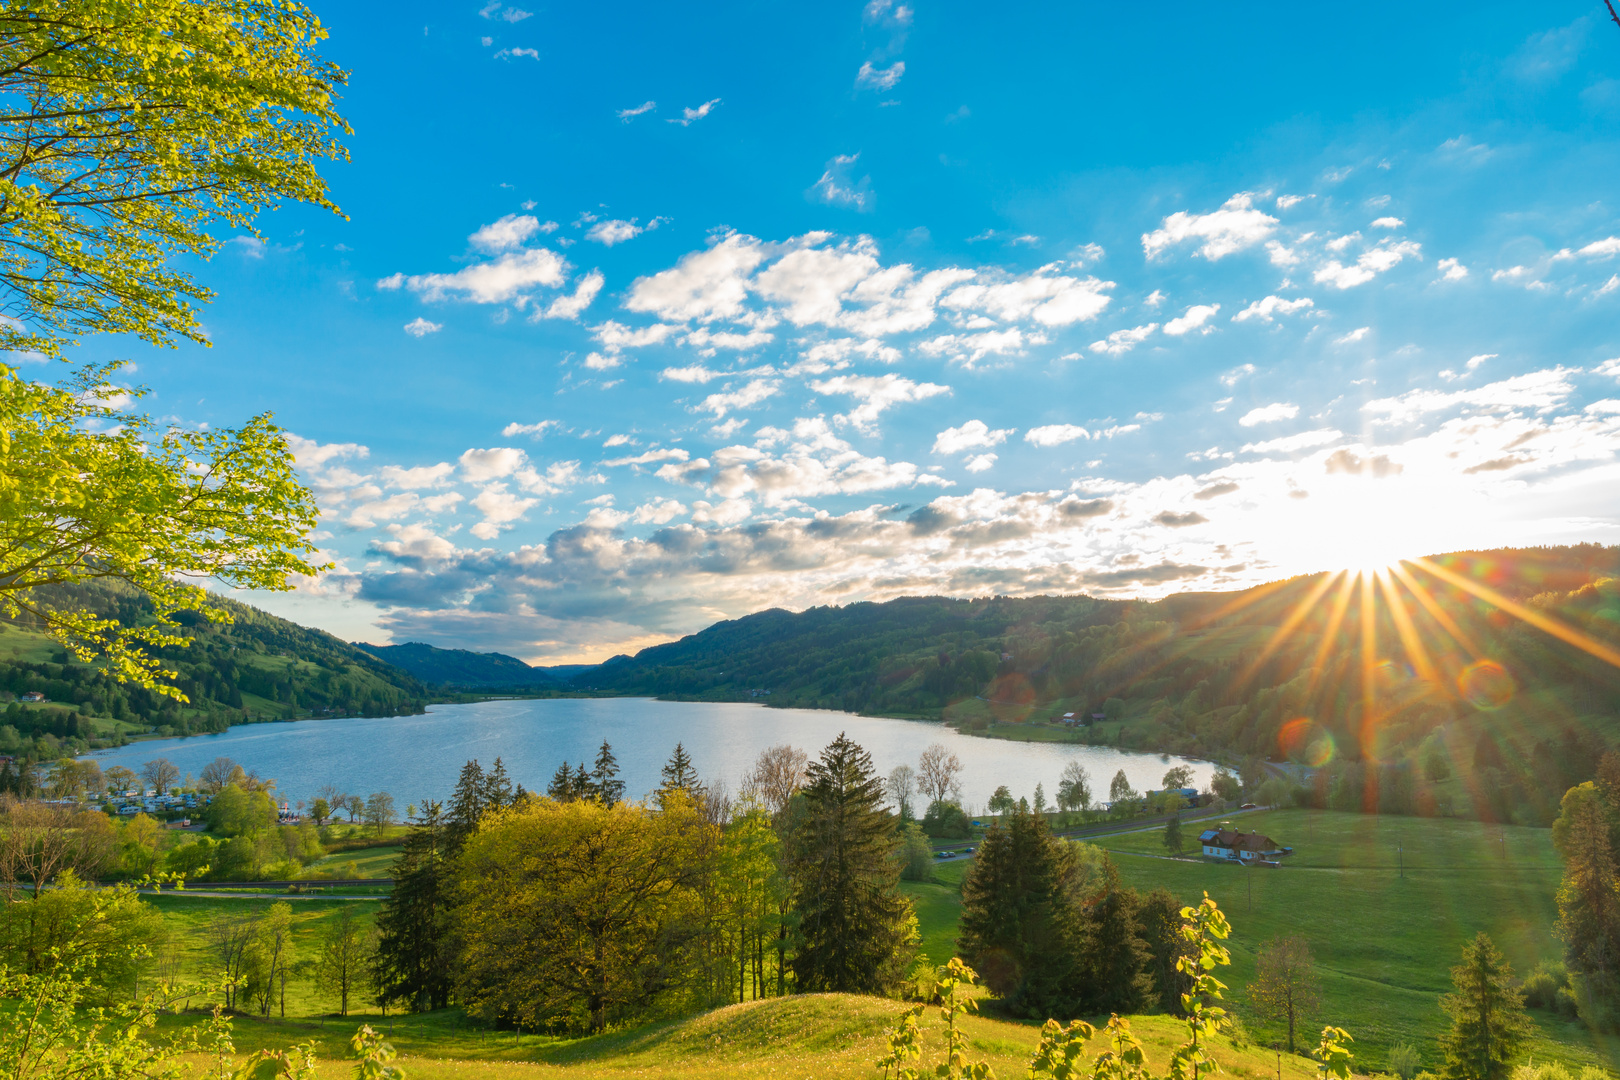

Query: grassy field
[[166, 994, 1337, 1080], [306, 845, 402, 879], [1086, 808, 1620, 1073]]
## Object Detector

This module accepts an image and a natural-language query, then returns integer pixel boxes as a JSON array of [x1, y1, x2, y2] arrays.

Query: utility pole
[[1397, 841, 1403, 879], [1247, 862, 1253, 914]]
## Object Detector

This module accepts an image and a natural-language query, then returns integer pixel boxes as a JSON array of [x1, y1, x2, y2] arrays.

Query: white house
[[1198, 827, 1291, 865]]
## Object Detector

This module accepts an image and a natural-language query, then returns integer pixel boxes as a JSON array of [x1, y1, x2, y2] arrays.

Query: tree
[[0, 0, 347, 689], [1079, 856, 1152, 1014], [140, 758, 177, 795], [898, 822, 934, 882], [205, 910, 256, 1011], [1138, 888, 1196, 1015], [199, 757, 237, 794], [244, 901, 293, 1017], [452, 790, 718, 1032], [363, 792, 395, 837], [445, 760, 486, 852], [1033, 783, 1048, 816], [374, 800, 452, 1012], [988, 785, 1016, 816], [310, 798, 331, 827], [885, 764, 917, 821], [103, 766, 136, 794], [658, 742, 701, 805], [345, 794, 364, 824], [482, 758, 513, 811], [1210, 767, 1241, 806], [1163, 814, 1183, 855], [1057, 762, 1092, 818], [1249, 935, 1321, 1052], [1439, 933, 1532, 1080], [1554, 784, 1620, 995], [0, 798, 119, 897], [917, 743, 963, 806], [1162, 765, 1194, 791], [316, 906, 373, 1017], [744, 745, 809, 817], [1109, 769, 1140, 812], [958, 807, 1086, 1019], [787, 733, 916, 994], [0, 872, 164, 1000], [546, 762, 577, 801], [592, 741, 625, 805]]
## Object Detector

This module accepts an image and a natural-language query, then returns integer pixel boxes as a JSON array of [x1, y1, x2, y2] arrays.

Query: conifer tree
[[547, 762, 576, 801], [1139, 887, 1197, 1015], [659, 742, 701, 805], [445, 760, 486, 853], [787, 733, 915, 993], [373, 800, 452, 1011], [572, 762, 592, 799], [958, 806, 1086, 1018], [482, 757, 513, 812], [1080, 856, 1152, 1014], [593, 740, 625, 805], [1439, 933, 1532, 1080]]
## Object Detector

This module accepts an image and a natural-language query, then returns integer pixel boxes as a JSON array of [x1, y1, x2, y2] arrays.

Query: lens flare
[[1278, 717, 1336, 767], [1457, 660, 1515, 710]]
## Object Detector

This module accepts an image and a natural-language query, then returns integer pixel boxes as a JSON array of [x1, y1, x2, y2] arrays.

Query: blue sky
[[61, 1, 1620, 662]]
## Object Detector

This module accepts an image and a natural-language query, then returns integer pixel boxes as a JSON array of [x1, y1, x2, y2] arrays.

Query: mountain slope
[[579, 545, 1620, 823], [354, 641, 597, 688], [0, 580, 427, 752]]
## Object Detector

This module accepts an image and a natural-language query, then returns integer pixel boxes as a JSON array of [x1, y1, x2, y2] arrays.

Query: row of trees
[[373, 734, 920, 1031]]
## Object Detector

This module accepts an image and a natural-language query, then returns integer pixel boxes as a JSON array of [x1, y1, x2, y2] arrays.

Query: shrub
[[1387, 1043, 1421, 1080], [899, 822, 934, 882], [921, 800, 970, 839]]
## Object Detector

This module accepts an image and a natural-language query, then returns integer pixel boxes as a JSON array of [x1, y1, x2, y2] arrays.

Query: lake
[[89, 698, 1213, 812]]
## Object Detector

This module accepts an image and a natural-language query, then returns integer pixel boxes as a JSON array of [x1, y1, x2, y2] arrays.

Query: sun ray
[[1376, 570, 1441, 686], [1387, 559, 1485, 659], [1358, 572, 1379, 796], [1232, 570, 1344, 692], [1308, 570, 1358, 688], [1409, 556, 1620, 670]]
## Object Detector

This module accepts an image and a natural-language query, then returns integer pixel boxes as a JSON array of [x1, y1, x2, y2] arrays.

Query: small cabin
[[1198, 827, 1292, 865]]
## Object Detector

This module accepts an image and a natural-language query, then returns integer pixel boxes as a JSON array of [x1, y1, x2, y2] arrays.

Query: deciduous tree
[[917, 743, 963, 806], [140, 758, 177, 795], [744, 744, 809, 818], [1248, 935, 1321, 1052], [316, 906, 373, 1017]]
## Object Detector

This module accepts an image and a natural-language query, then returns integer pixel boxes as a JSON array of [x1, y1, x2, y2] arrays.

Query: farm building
[[1198, 827, 1292, 865]]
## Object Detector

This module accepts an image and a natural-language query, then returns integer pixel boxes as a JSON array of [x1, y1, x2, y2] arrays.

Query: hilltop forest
[[0, 580, 426, 754], [581, 545, 1620, 823]]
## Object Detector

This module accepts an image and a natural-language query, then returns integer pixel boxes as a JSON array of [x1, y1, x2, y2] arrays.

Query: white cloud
[[618, 100, 656, 122], [541, 270, 603, 321], [374, 522, 457, 562], [941, 268, 1114, 326], [856, 61, 905, 90], [594, 319, 681, 351], [470, 484, 537, 539], [503, 420, 559, 439], [1238, 402, 1300, 427], [964, 454, 997, 473], [1142, 193, 1278, 260], [934, 419, 1013, 454], [1232, 295, 1314, 323], [632, 497, 687, 524], [811, 153, 873, 211], [403, 317, 442, 338], [668, 99, 721, 126], [1597, 275, 1620, 298], [1466, 353, 1495, 370], [387, 248, 568, 305], [1276, 194, 1311, 209], [625, 233, 767, 323], [812, 373, 950, 433], [1370, 217, 1405, 229], [698, 379, 780, 417], [604, 448, 690, 467], [1164, 304, 1220, 336], [1024, 424, 1090, 447], [1437, 257, 1469, 281], [583, 351, 621, 371], [1143, 289, 1166, 308], [684, 326, 775, 351], [470, 214, 544, 253], [1240, 428, 1343, 454], [493, 48, 540, 61], [1334, 326, 1370, 344], [1090, 323, 1158, 355], [587, 219, 644, 246], [345, 493, 420, 529], [380, 462, 454, 489], [1362, 367, 1578, 423], [1578, 237, 1620, 259], [459, 446, 528, 482], [479, 1, 532, 20], [917, 328, 1036, 368], [661, 364, 725, 383], [691, 498, 754, 525], [1314, 240, 1422, 289]]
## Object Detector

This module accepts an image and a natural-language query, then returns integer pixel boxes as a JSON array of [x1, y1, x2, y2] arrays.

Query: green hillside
[[579, 545, 1620, 824], [0, 580, 427, 756], [354, 640, 595, 689]]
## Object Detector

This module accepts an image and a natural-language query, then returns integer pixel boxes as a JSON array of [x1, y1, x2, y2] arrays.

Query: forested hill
[[353, 641, 595, 689], [0, 580, 427, 751], [580, 545, 1620, 823]]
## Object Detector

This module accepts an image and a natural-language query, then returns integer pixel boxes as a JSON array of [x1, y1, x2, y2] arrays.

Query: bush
[[921, 800, 970, 839], [1523, 961, 1579, 1017], [1387, 1043, 1421, 1080], [899, 822, 934, 882]]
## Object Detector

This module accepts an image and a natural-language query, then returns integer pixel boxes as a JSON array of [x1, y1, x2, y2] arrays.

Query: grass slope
[[173, 995, 1337, 1080]]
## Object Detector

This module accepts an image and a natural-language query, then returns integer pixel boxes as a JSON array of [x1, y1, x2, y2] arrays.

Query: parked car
[[1239, 802, 1258, 810]]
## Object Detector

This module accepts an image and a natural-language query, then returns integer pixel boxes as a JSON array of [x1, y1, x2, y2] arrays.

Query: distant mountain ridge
[[354, 641, 597, 689]]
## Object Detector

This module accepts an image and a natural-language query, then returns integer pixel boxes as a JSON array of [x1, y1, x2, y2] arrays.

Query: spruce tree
[[1080, 856, 1153, 1013], [787, 733, 915, 994], [1138, 887, 1196, 1015], [958, 807, 1086, 1018], [659, 742, 700, 804], [482, 757, 513, 811], [373, 800, 452, 1011], [1439, 933, 1532, 1080], [445, 760, 486, 852], [593, 740, 625, 805], [547, 762, 576, 801], [572, 762, 592, 799]]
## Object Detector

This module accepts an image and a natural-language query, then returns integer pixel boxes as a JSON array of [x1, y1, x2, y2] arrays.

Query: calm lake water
[[89, 698, 1212, 812]]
